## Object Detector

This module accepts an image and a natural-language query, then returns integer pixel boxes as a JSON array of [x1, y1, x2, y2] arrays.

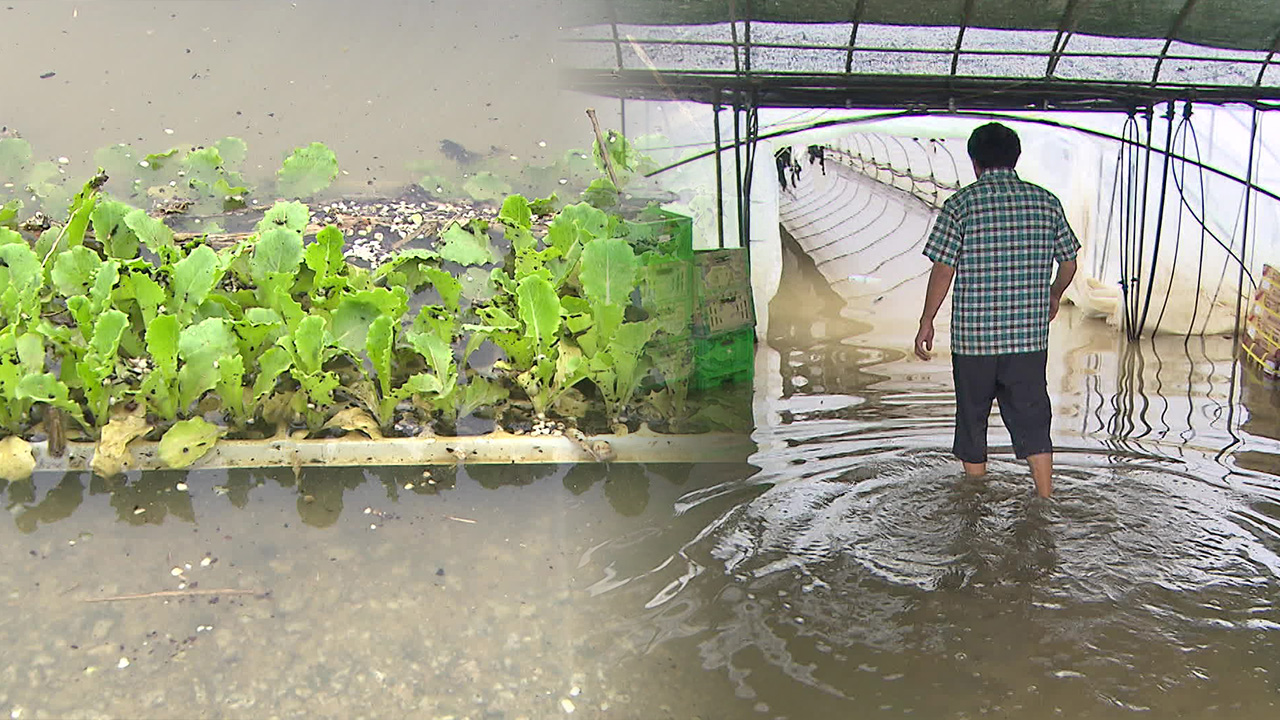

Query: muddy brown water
[[3, 262, 1280, 718], [0, 0, 615, 196], [4, 3, 1280, 718]]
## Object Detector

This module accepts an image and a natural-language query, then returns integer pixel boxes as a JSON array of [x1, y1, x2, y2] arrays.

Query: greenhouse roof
[[565, 0, 1280, 111]]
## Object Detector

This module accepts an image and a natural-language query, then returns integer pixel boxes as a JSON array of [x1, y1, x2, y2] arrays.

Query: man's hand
[[916, 262, 954, 361], [1048, 259, 1076, 322], [914, 320, 935, 360]]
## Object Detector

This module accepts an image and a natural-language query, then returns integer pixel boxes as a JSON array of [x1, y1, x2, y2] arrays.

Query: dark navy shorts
[[951, 350, 1052, 463]]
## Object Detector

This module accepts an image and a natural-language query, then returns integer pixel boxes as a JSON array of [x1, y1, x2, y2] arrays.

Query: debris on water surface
[[117, 657, 129, 669]]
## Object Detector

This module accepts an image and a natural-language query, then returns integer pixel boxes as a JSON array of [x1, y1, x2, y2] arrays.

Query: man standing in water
[[913, 123, 1079, 498]]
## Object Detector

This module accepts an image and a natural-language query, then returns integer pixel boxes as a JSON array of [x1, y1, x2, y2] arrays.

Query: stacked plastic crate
[[691, 248, 756, 389], [632, 211, 696, 389], [1242, 264, 1280, 378]]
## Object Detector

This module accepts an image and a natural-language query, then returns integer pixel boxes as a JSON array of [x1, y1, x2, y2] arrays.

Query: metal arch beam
[[1045, 0, 1092, 78], [568, 68, 1280, 111], [1151, 0, 1205, 86], [1256, 23, 1280, 87], [728, 0, 741, 75], [951, 0, 979, 79], [845, 0, 868, 74], [640, 109, 1280, 211]]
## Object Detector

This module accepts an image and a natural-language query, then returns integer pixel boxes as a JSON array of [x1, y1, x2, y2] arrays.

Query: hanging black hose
[[1216, 105, 1260, 463], [1130, 109, 1157, 339], [1095, 142, 1124, 283], [1152, 101, 1209, 339], [1117, 111, 1144, 340], [1135, 102, 1178, 336], [1152, 102, 1193, 336]]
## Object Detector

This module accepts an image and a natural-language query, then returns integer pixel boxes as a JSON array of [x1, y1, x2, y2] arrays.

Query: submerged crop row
[[0, 136, 746, 479]]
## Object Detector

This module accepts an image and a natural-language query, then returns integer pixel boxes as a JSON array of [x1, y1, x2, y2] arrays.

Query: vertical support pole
[[728, 0, 741, 75], [713, 96, 726, 250], [742, 97, 758, 250], [1233, 107, 1259, 366], [733, 98, 744, 248], [1220, 105, 1260, 461], [608, 2, 626, 137]]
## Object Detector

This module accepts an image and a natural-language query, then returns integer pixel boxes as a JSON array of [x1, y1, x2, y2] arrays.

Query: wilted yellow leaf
[[91, 407, 152, 478], [0, 436, 35, 482], [321, 407, 384, 440]]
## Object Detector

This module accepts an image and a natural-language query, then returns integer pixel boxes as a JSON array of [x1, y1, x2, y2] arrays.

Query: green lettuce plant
[[0, 131, 718, 476]]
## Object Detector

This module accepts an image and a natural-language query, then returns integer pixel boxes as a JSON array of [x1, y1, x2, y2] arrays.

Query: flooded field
[[4, 3, 1280, 719], [4, 267, 1280, 718], [0, 0, 611, 193]]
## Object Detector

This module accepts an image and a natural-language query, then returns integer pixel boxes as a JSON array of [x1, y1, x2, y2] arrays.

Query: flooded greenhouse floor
[[4, 273, 1280, 719]]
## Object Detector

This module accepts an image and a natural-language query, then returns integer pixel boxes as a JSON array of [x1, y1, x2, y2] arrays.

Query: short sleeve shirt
[[923, 168, 1080, 355]]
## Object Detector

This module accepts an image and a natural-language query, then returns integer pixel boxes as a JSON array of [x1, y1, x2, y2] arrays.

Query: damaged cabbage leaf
[[437, 222, 496, 266], [91, 406, 152, 478], [0, 435, 35, 482], [277, 142, 338, 198], [158, 417, 223, 469]]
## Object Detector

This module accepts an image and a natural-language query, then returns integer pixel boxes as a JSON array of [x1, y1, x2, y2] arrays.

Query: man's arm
[[915, 261, 956, 360], [1049, 259, 1077, 321]]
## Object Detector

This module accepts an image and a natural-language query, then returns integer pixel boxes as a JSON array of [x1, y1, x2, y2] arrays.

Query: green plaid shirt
[[923, 168, 1080, 355]]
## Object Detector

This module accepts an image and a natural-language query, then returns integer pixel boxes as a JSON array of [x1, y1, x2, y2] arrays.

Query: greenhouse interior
[[2, 0, 1280, 718]]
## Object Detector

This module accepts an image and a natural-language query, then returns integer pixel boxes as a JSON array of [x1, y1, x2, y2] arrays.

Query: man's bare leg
[[1026, 453, 1053, 498], [962, 461, 987, 478]]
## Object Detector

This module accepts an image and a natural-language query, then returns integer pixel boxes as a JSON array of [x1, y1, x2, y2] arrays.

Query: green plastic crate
[[642, 332, 694, 388], [695, 248, 751, 299], [693, 288, 755, 337], [623, 209, 694, 260], [692, 327, 755, 390], [639, 257, 694, 335]]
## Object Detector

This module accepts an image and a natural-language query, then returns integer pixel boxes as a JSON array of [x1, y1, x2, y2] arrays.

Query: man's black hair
[[967, 122, 1021, 170]]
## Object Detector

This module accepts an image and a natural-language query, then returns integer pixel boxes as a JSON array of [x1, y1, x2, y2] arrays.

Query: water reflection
[[0, 463, 700, 532], [566, 260, 1280, 716], [3, 293, 1280, 718]]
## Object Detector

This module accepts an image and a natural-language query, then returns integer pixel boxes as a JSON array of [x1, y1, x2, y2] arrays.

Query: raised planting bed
[[17, 427, 755, 476], [0, 139, 753, 482]]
